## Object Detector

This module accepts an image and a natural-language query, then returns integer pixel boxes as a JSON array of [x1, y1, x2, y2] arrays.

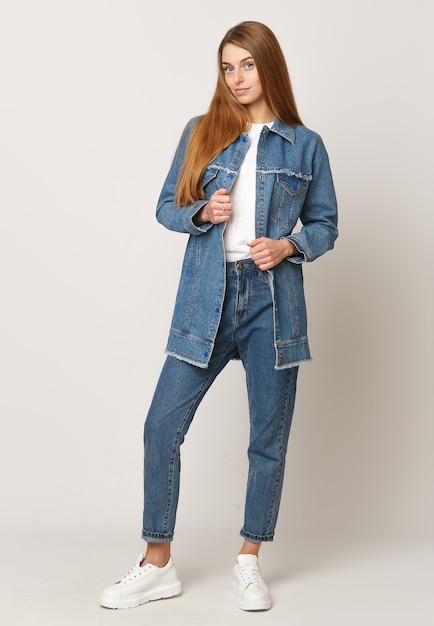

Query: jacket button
[[215, 306, 220, 313]]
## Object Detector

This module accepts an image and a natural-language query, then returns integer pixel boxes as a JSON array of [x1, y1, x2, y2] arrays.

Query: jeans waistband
[[226, 258, 257, 272]]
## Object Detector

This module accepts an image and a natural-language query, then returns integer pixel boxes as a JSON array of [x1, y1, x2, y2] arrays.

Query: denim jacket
[[156, 117, 338, 369]]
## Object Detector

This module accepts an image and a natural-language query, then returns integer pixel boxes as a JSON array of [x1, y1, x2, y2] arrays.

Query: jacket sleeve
[[155, 117, 213, 236], [285, 134, 338, 264]]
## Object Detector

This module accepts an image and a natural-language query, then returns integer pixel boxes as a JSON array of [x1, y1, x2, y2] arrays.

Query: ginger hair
[[175, 21, 303, 206]]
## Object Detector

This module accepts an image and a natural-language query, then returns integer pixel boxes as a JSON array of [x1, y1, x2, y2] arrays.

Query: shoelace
[[120, 558, 150, 583], [238, 565, 262, 588]]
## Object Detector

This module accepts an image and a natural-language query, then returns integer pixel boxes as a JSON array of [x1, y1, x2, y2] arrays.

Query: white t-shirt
[[224, 122, 273, 262]]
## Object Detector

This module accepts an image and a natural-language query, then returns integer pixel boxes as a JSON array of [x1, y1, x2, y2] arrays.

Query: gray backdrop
[[0, 0, 432, 554]]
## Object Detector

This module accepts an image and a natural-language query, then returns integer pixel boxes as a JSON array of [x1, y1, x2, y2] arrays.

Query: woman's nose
[[234, 70, 243, 84]]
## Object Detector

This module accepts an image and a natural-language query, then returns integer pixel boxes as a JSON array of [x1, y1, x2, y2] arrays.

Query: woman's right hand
[[194, 188, 232, 225]]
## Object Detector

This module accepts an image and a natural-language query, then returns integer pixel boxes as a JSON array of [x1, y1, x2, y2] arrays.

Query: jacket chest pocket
[[203, 168, 219, 195], [270, 172, 311, 228], [203, 165, 237, 196]]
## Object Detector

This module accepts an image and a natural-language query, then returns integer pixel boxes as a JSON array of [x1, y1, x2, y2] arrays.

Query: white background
[[0, 0, 433, 621]]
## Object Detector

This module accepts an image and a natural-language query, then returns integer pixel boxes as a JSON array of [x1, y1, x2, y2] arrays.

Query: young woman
[[100, 20, 338, 612]]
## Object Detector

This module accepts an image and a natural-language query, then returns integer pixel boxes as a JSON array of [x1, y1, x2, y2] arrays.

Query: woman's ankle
[[239, 539, 261, 557], [144, 543, 171, 567]]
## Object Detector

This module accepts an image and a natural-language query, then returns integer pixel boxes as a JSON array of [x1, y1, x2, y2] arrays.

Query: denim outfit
[[156, 117, 338, 369], [142, 118, 338, 544]]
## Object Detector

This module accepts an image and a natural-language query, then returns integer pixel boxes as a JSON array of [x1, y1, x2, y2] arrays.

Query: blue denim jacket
[[156, 117, 338, 369]]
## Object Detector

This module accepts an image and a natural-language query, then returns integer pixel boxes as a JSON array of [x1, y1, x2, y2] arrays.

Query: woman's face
[[222, 43, 270, 120]]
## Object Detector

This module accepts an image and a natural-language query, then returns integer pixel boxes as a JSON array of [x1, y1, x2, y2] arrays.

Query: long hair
[[175, 21, 303, 206]]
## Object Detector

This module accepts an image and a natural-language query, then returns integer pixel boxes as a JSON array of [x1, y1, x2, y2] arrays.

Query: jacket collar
[[269, 119, 296, 144]]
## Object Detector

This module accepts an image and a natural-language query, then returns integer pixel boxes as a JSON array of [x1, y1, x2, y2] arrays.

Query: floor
[[2, 527, 433, 626]]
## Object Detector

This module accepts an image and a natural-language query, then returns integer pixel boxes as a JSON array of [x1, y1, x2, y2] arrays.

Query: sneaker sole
[[233, 589, 272, 611], [100, 579, 182, 609]]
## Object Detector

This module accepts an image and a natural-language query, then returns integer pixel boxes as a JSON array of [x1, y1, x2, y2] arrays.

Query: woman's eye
[[244, 62, 254, 70], [223, 66, 234, 74]]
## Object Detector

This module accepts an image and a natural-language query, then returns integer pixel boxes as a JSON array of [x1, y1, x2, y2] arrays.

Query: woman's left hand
[[247, 237, 298, 270]]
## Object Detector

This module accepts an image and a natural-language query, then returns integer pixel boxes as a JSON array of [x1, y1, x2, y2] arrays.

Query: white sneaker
[[232, 554, 272, 611], [100, 553, 182, 609]]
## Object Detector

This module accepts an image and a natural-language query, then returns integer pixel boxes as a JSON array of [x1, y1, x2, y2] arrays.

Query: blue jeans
[[142, 259, 298, 544]]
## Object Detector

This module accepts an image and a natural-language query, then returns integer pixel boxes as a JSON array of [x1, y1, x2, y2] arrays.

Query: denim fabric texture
[[142, 260, 298, 543], [156, 117, 338, 369]]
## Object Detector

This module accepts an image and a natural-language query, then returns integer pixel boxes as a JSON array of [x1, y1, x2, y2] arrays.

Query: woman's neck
[[246, 101, 274, 125]]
